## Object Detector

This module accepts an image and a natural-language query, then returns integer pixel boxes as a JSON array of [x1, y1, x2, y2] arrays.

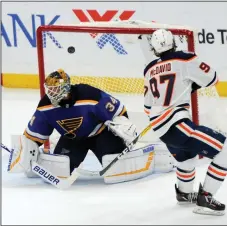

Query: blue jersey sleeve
[[94, 92, 126, 122], [24, 109, 54, 145]]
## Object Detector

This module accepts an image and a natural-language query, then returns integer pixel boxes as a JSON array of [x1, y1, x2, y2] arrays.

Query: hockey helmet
[[44, 69, 71, 106], [151, 29, 176, 56]]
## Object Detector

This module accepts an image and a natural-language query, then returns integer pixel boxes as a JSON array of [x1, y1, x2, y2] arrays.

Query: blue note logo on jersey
[[57, 117, 83, 138]]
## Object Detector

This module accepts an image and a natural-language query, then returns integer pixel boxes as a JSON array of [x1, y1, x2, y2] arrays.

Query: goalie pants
[[160, 119, 226, 162], [54, 128, 126, 173]]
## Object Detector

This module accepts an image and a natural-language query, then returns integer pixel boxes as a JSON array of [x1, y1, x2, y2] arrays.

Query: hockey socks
[[203, 162, 227, 194], [176, 167, 196, 193], [194, 139, 227, 215]]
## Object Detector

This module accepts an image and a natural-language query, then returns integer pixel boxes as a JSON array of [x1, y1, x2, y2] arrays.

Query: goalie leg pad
[[103, 145, 155, 184], [8, 135, 39, 173], [152, 143, 176, 173], [38, 153, 70, 178], [25, 153, 71, 178], [103, 143, 175, 184]]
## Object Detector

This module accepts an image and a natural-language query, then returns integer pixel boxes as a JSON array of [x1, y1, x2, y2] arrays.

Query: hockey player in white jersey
[[144, 29, 227, 216]]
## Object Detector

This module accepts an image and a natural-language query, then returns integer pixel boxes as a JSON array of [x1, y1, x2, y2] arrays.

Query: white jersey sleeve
[[139, 35, 155, 66], [185, 55, 218, 88]]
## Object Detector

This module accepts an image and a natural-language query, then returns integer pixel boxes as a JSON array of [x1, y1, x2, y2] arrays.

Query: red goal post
[[36, 20, 199, 150]]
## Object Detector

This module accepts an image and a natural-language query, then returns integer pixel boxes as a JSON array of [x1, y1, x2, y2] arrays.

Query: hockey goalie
[[7, 69, 175, 186]]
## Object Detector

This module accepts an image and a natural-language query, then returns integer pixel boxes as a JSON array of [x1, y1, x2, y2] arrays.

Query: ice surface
[[2, 88, 227, 225]]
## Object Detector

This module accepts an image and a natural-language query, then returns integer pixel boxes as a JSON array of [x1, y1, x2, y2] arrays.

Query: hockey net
[[36, 20, 226, 150]]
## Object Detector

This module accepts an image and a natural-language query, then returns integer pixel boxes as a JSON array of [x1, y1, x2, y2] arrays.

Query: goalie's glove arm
[[24, 107, 54, 146], [90, 84, 137, 145]]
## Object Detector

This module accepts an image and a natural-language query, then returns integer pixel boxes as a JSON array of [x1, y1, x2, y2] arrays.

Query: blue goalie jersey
[[24, 84, 126, 145]]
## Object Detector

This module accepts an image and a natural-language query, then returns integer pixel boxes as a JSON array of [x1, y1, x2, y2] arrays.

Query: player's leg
[[161, 119, 227, 215], [54, 136, 89, 173], [165, 144, 197, 204], [179, 122, 227, 215]]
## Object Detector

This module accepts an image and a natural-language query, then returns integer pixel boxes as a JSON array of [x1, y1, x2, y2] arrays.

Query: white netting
[[197, 87, 227, 136], [37, 20, 226, 149]]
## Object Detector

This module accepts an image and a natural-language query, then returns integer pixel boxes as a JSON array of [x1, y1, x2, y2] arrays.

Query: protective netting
[[37, 21, 226, 149], [41, 30, 217, 97], [68, 33, 189, 94]]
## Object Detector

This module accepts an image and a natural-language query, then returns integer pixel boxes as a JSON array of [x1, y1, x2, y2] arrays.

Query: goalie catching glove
[[105, 116, 137, 145]]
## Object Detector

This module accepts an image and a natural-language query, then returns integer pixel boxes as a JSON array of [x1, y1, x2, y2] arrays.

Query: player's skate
[[175, 184, 197, 204], [193, 184, 225, 216]]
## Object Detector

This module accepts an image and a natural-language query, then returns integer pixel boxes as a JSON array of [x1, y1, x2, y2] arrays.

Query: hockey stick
[[30, 161, 80, 189], [76, 83, 193, 177], [100, 123, 152, 176], [1, 143, 11, 153], [75, 124, 153, 177], [1, 143, 79, 189]]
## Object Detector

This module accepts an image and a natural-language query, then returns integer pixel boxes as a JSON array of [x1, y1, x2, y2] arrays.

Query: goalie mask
[[44, 69, 71, 107]]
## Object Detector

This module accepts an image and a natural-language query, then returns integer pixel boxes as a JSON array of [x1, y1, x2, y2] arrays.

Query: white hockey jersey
[[144, 51, 218, 138]]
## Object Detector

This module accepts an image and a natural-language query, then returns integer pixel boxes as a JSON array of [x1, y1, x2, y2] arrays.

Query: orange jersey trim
[[37, 104, 54, 111], [151, 108, 173, 127], [75, 100, 98, 105], [144, 109, 150, 115], [119, 106, 127, 116], [95, 124, 106, 136]]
